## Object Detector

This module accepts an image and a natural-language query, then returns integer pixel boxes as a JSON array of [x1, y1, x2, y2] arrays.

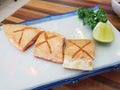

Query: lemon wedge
[[93, 22, 114, 43]]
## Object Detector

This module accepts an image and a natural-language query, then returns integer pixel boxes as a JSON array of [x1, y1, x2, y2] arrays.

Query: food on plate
[[63, 39, 95, 71], [2, 23, 96, 71], [34, 31, 65, 64], [93, 22, 114, 43], [78, 7, 108, 29], [78, 6, 114, 43], [2, 24, 42, 51]]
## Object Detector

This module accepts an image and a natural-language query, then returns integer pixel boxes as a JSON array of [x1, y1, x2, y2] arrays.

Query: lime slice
[[93, 22, 114, 43]]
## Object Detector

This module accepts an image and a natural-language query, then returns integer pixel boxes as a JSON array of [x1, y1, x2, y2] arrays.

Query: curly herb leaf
[[78, 7, 108, 29]]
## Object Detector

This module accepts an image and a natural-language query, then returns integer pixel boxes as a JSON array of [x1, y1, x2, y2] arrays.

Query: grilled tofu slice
[[63, 39, 95, 71], [34, 31, 64, 63], [2, 24, 41, 51]]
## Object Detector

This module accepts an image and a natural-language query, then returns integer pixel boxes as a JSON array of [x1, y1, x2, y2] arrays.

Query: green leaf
[[78, 6, 108, 30]]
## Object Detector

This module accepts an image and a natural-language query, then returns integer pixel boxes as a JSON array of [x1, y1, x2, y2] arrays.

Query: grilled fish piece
[[63, 39, 95, 71], [34, 31, 64, 63], [2, 24, 41, 51]]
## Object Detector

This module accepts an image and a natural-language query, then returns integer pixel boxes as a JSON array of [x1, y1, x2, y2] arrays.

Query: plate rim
[[30, 63, 120, 90]]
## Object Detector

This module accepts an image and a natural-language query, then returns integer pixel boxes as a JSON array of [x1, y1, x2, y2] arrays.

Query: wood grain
[[1, 0, 120, 30], [1, 0, 120, 90]]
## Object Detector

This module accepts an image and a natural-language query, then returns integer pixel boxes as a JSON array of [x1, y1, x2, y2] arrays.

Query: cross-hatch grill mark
[[13, 27, 35, 45], [35, 32, 57, 54], [68, 40, 93, 60]]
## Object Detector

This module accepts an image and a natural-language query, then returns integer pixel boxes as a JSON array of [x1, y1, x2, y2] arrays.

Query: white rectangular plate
[[0, 5, 120, 90]]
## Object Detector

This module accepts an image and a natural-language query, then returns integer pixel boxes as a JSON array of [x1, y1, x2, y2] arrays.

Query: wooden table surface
[[1, 0, 120, 90]]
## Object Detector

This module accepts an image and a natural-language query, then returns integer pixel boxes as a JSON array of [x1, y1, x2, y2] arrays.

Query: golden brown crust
[[2, 24, 42, 51], [34, 31, 65, 63], [2, 24, 96, 70], [63, 39, 95, 70], [65, 39, 95, 60]]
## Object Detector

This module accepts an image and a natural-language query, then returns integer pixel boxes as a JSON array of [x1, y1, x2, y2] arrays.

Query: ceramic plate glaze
[[0, 5, 120, 90]]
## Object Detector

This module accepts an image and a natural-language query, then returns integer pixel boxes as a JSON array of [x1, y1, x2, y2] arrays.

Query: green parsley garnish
[[78, 7, 108, 29]]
